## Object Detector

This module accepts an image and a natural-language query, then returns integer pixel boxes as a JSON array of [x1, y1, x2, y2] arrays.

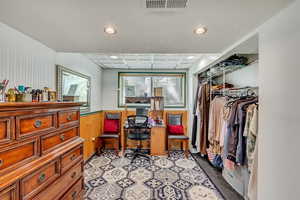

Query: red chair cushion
[[167, 125, 184, 135], [103, 119, 119, 134]]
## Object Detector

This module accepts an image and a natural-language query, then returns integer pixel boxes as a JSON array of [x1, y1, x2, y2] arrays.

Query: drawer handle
[[0, 159, 3, 167], [38, 173, 46, 183], [72, 191, 77, 199], [70, 154, 77, 161], [67, 115, 72, 121], [60, 134, 65, 141], [34, 120, 42, 128], [71, 172, 77, 179]]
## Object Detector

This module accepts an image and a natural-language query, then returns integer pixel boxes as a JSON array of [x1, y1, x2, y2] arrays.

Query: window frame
[[118, 72, 186, 108]]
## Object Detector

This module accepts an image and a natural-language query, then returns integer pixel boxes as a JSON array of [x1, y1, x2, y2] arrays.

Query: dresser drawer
[[16, 112, 57, 139], [58, 110, 79, 128], [0, 117, 15, 145], [31, 161, 83, 200], [0, 184, 18, 200], [20, 159, 60, 200], [61, 145, 83, 174], [0, 138, 39, 175], [41, 127, 79, 155], [60, 177, 83, 200]]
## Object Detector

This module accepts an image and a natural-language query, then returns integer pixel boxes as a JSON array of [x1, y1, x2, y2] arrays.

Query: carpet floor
[[84, 151, 224, 200], [192, 154, 243, 200]]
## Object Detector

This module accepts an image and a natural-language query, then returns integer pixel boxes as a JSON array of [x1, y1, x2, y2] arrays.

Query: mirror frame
[[56, 65, 91, 113]]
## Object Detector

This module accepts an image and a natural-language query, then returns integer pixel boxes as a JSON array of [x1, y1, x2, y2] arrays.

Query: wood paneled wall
[[80, 112, 102, 161], [101, 110, 189, 150], [79, 109, 189, 161]]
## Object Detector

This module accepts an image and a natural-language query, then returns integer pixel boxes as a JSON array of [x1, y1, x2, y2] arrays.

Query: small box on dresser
[[0, 102, 84, 200]]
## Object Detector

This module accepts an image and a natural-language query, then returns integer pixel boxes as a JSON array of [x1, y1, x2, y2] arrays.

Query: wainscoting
[[80, 110, 189, 161], [101, 110, 189, 150], [80, 111, 102, 161]]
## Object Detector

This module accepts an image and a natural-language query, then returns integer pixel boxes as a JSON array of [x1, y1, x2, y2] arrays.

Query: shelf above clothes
[[199, 54, 258, 81], [211, 87, 259, 97]]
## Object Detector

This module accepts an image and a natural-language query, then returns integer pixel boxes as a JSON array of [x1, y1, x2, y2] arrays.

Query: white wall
[[101, 69, 119, 110], [215, 62, 258, 88], [101, 69, 189, 110], [258, 0, 300, 199], [0, 22, 56, 89], [189, 54, 220, 75], [0, 22, 103, 112], [56, 53, 102, 112]]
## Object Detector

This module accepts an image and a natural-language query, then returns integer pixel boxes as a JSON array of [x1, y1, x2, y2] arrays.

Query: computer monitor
[[136, 107, 148, 116]]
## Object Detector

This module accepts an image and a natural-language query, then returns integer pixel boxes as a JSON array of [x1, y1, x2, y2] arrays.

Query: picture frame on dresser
[[56, 65, 91, 113]]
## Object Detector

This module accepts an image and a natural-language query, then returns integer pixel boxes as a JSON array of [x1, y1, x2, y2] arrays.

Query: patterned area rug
[[84, 151, 223, 200]]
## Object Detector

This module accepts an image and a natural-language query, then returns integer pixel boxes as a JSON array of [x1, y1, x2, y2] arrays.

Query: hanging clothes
[[220, 103, 231, 148], [191, 116, 198, 149], [235, 98, 258, 165], [226, 98, 258, 164], [191, 79, 202, 148], [223, 99, 240, 161], [208, 96, 227, 154], [244, 104, 258, 170], [221, 98, 259, 199], [248, 127, 258, 200], [198, 83, 210, 155]]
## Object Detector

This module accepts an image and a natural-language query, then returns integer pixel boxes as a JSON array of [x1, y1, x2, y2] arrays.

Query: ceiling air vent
[[145, 0, 188, 9]]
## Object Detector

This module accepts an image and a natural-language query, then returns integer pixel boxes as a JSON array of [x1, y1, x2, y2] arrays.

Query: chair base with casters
[[125, 131, 151, 164], [125, 149, 151, 164], [167, 135, 189, 158], [97, 134, 120, 155]]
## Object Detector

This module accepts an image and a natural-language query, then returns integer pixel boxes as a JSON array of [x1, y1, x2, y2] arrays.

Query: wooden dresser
[[0, 102, 84, 200]]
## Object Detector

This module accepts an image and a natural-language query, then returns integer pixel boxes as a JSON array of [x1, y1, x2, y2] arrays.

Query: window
[[118, 72, 186, 107]]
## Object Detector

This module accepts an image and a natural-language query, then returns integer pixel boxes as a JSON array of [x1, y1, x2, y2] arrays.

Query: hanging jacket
[[191, 81, 201, 148]]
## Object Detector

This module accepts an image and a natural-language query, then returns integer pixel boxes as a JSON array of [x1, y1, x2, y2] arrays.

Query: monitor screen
[[136, 107, 148, 116]]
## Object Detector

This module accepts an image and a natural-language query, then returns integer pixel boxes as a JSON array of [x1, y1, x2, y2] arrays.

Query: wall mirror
[[56, 65, 91, 113]]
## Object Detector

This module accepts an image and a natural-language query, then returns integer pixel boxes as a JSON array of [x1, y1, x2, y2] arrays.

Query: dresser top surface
[[0, 102, 83, 110]]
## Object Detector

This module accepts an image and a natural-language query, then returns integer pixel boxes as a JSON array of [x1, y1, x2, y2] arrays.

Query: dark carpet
[[191, 153, 244, 200]]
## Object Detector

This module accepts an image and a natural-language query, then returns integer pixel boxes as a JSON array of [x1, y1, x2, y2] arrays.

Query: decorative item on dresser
[[0, 102, 84, 200]]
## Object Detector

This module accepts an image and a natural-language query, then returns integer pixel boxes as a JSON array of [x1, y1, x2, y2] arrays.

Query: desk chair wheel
[[125, 149, 151, 164]]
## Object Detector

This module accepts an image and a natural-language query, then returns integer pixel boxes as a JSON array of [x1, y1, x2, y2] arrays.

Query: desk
[[123, 124, 167, 156], [150, 125, 167, 156]]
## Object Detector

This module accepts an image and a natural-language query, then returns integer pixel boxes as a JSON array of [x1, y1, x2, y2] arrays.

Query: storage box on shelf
[[0, 102, 84, 200]]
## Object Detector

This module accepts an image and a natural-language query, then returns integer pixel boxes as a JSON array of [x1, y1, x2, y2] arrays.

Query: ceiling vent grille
[[145, 0, 188, 9]]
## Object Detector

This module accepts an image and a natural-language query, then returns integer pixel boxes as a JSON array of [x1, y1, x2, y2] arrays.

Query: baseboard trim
[[85, 152, 97, 164]]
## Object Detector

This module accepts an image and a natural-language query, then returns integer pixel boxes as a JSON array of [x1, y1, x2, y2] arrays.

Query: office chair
[[125, 115, 151, 163]]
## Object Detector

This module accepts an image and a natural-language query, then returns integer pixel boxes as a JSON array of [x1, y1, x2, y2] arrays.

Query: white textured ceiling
[[0, 0, 293, 53], [85, 54, 203, 69]]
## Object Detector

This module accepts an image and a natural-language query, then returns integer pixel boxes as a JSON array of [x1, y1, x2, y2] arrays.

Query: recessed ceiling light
[[104, 25, 117, 35], [187, 56, 195, 59], [110, 55, 118, 59], [194, 27, 207, 35]]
